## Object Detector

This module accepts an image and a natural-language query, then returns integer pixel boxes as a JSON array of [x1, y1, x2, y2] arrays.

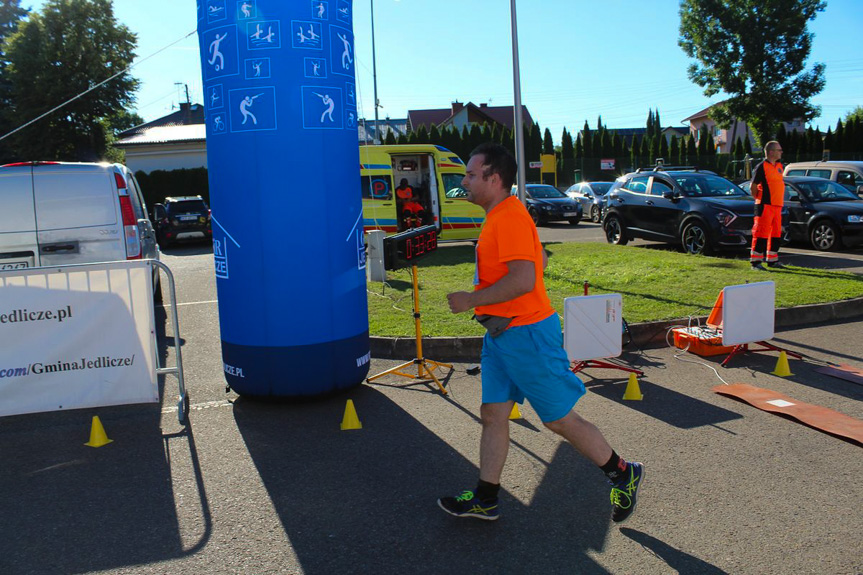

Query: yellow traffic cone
[[622, 373, 643, 401], [84, 416, 113, 447], [340, 399, 362, 430], [509, 403, 522, 420], [771, 351, 794, 377]]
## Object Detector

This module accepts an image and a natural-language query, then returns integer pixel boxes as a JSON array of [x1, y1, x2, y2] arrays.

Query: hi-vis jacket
[[750, 160, 785, 206]]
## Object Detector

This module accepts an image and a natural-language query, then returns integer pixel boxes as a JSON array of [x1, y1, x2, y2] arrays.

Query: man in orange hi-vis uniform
[[437, 143, 644, 524], [750, 141, 787, 270]]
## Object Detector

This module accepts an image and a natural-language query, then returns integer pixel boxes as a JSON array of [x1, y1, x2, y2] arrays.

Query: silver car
[[565, 181, 614, 223]]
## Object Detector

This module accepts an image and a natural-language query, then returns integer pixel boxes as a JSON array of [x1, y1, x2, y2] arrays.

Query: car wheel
[[528, 208, 542, 226], [590, 205, 601, 223], [567, 217, 580, 226], [604, 215, 628, 245], [810, 220, 840, 251], [681, 221, 713, 255]]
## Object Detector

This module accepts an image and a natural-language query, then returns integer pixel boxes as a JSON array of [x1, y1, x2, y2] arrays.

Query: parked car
[[565, 181, 613, 223], [511, 184, 582, 225], [783, 161, 863, 196], [0, 161, 161, 297], [742, 177, 863, 251], [602, 167, 756, 255], [152, 196, 212, 248]]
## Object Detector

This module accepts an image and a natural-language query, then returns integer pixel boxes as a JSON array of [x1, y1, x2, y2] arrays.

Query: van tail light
[[119, 194, 142, 260]]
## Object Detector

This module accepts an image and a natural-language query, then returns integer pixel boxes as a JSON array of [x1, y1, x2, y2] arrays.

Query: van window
[[33, 171, 117, 230], [808, 169, 831, 179], [0, 172, 37, 233], [442, 173, 467, 199], [127, 174, 147, 220], [837, 171, 862, 190], [361, 174, 392, 200], [785, 169, 806, 177]]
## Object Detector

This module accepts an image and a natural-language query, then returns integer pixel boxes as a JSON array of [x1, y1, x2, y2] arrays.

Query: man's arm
[[447, 259, 535, 314]]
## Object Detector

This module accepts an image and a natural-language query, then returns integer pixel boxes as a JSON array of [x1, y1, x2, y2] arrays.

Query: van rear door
[[33, 164, 125, 266], [0, 167, 39, 270]]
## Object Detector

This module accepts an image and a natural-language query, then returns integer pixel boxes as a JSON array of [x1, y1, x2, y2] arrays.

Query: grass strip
[[367, 243, 863, 337]]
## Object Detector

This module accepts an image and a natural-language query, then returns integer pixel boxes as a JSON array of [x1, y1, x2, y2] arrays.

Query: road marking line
[[162, 399, 232, 414]]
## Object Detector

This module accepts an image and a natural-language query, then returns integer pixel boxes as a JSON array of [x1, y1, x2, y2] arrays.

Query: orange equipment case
[[671, 291, 735, 356]]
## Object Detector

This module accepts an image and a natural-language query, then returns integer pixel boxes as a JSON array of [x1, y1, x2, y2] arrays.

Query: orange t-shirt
[[396, 186, 413, 200], [474, 195, 555, 327]]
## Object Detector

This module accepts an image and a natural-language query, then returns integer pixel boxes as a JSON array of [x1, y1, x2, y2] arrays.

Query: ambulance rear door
[[425, 155, 442, 233]]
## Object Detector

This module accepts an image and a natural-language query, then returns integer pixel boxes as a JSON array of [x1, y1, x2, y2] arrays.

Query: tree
[[679, 0, 826, 146], [3, 0, 139, 161], [543, 127, 553, 155], [844, 106, 863, 124], [0, 0, 28, 161]]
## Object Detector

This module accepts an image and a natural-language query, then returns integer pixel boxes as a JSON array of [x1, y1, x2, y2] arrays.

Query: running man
[[438, 143, 645, 523]]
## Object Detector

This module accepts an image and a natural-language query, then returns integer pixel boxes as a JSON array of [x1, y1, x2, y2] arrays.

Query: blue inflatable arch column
[[196, 0, 370, 397]]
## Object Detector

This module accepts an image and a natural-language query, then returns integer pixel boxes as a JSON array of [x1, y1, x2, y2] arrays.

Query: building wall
[[122, 143, 208, 174]]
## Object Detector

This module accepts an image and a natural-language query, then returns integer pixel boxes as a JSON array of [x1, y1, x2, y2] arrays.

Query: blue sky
[[22, 0, 863, 143]]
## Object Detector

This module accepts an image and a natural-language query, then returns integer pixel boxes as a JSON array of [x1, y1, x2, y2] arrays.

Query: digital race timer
[[383, 225, 438, 270]]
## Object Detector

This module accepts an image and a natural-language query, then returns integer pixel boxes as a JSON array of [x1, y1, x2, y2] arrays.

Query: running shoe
[[438, 490, 499, 521], [610, 462, 644, 523]]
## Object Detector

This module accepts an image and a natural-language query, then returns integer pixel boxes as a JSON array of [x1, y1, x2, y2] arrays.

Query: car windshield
[[590, 183, 612, 195], [167, 200, 208, 213], [528, 185, 566, 199], [793, 180, 860, 202], [673, 175, 746, 197]]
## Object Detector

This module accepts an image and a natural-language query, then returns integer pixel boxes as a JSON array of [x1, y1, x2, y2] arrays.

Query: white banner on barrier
[[0, 261, 158, 417]]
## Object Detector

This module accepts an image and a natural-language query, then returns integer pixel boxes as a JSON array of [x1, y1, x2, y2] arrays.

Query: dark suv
[[602, 167, 755, 254], [152, 196, 212, 248]]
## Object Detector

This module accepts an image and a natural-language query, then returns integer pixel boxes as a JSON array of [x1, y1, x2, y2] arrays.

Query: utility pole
[[371, 0, 381, 144]]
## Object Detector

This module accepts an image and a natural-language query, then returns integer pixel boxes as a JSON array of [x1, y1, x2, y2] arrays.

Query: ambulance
[[358, 145, 484, 240]]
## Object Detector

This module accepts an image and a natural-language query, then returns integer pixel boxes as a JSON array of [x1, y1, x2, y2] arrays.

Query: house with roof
[[682, 102, 805, 153], [358, 117, 409, 144], [114, 102, 207, 174], [407, 101, 533, 134]]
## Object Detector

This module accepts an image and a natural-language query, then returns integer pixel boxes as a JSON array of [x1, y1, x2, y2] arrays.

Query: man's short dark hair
[[470, 143, 517, 189]]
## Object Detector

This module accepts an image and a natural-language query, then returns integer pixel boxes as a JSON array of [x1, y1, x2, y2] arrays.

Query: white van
[[783, 161, 863, 196], [0, 161, 160, 291]]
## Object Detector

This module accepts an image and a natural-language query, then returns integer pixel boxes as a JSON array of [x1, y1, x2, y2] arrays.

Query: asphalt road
[[1, 234, 861, 575]]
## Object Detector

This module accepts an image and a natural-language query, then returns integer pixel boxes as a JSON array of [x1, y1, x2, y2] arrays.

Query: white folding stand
[[720, 281, 802, 366], [564, 293, 643, 376]]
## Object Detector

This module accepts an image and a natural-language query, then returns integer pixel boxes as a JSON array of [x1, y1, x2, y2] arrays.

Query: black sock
[[600, 451, 628, 483], [475, 479, 500, 502]]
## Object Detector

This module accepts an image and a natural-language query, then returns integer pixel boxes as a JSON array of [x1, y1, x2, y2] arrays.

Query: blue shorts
[[481, 313, 586, 423]]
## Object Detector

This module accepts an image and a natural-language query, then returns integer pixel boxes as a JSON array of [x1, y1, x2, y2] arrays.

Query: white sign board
[[721, 281, 775, 346], [601, 158, 615, 170], [0, 261, 158, 417], [529, 161, 543, 169], [563, 294, 623, 361]]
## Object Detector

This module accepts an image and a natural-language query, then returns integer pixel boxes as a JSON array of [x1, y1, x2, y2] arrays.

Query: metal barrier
[[151, 259, 189, 424], [0, 259, 188, 424]]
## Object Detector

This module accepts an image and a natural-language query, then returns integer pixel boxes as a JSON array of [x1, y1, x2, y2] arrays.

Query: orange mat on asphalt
[[713, 383, 863, 445], [814, 364, 863, 387]]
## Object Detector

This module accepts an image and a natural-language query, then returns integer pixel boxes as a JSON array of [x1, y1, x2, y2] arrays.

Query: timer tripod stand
[[366, 264, 452, 395]]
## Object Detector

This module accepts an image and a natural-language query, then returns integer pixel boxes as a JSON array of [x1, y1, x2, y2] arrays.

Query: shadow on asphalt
[[0, 408, 210, 574], [233, 385, 617, 574], [583, 377, 742, 430], [158, 242, 213, 257], [619, 528, 730, 574]]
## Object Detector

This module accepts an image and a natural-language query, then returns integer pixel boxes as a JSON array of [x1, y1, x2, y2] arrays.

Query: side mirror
[[662, 190, 678, 200], [857, 184, 863, 196]]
